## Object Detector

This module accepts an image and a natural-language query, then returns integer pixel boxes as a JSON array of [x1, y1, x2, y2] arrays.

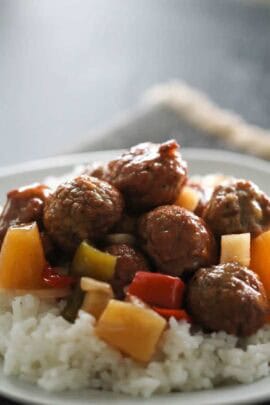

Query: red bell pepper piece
[[43, 266, 76, 289], [127, 271, 185, 309], [153, 307, 191, 323]]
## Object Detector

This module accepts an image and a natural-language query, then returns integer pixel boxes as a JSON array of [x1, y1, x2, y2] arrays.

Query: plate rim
[[1, 148, 270, 177]]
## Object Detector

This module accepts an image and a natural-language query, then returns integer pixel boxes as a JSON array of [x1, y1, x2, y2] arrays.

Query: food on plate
[[95, 299, 166, 362], [80, 277, 113, 319], [104, 140, 187, 212], [0, 222, 46, 289], [138, 205, 216, 276], [72, 241, 117, 281], [105, 243, 150, 298], [250, 229, 270, 299], [220, 233, 250, 267], [187, 262, 268, 336], [43, 175, 124, 253], [1, 139, 270, 397], [0, 183, 51, 246], [175, 185, 200, 212], [203, 179, 270, 237], [127, 271, 185, 309]]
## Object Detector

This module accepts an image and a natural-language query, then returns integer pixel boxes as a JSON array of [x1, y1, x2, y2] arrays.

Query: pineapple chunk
[[250, 230, 270, 299], [0, 222, 46, 289], [80, 277, 113, 319], [220, 233, 250, 267], [176, 186, 200, 212], [95, 299, 166, 362]]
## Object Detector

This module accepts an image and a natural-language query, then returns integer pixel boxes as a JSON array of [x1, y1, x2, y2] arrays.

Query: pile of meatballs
[[1, 140, 270, 338]]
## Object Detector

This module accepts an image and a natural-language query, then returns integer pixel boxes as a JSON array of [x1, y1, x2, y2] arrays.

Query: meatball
[[187, 262, 268, 337], [0, 183, 51, 246], [105, 243, 150, 299], [43, 175, 124, 253], [138, 205, 216, 276], [83, 163, 107, 181], [203, 179, 270, 236], [106, 140, 187, 212], [112, 213, 138, 234]]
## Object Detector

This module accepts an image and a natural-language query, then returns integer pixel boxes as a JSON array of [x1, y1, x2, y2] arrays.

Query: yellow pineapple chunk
[[0, 223, 46, 289], [176, 186, 200, 212], [220, 233, 250, 267], [95, 299, 166, 362]]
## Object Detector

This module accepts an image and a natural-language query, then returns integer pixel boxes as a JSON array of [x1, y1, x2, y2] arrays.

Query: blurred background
[[1, 0, 270, 166]]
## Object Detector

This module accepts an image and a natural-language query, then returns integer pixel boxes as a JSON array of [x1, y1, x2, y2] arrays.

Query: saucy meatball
[[138, 205, 216, 276], [203, 179, 270, 236], [106, 140, 187, 212], [44, 175, 124, 253], [105, 243, 150, 299], [0, 183, 51, 246], [187, 262, 268, 337]]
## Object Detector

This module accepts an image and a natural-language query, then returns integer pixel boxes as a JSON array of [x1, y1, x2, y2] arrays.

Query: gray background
[[1, 0, 270, 167]]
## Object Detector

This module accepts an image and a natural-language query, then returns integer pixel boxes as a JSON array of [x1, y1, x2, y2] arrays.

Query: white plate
[[1, 148, 270, 405]]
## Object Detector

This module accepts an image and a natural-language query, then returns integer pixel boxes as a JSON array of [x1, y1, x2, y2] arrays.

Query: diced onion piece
[[0, 287, 71, 299], [220, 233, 250, 267], [95, 299, 166, 363], [81, 291, 111, 319], [80, 277, 113, 319], [175, 186, 200, 212], [105, 233, 136, 245], [80, 277, 113, 295]]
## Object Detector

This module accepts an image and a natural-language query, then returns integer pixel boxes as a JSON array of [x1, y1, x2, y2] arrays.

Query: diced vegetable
[[153, 307, 191, 322], [43, 266, 76, 289], [220, 233, 250, 267], [105, 233, 136, 245], [61, 282, 85, 323], [80, 277, 113, 319], [0, 223, 46, 289], [175, 186, 200, 212], [95, 299, 166, 362], [250, 230, 270, 299], [80, 277, 112, 294], [127, 271, 185, 309], [72, 241, 117, 281], [81, 291, 112, 319]]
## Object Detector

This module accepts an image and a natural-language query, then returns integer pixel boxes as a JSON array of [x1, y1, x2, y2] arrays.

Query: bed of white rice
[[0, 292, 269, 397]]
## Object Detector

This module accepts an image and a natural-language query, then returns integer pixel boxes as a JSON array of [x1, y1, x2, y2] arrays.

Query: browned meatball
[[106, 140, 187, 212], [138, 205, 216, 276], [44, 175, 124, 253], [105, 243, 150, 299], [203, 179, 270, 237], [0, 183, 51, 246], [83, 163, 107, 181], [112, 213, 138, 234], [187, 262, 268, 337]]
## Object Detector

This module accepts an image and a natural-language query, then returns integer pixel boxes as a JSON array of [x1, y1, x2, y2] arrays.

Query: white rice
[[0, 292, 270, 397]]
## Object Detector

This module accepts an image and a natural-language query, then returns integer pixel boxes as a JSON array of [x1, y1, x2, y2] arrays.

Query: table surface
[[0, 0, 270, 167]]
